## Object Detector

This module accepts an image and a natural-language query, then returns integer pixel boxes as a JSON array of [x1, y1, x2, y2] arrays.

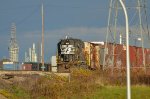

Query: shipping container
[[22, 62, 51, 71], [3, 64, 14, 70], [2, 62, 21, 70], [22, 64, 32, 71]]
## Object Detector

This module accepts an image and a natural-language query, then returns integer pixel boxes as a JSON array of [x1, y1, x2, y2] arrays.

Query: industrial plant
[[24, 43, 38, 63]]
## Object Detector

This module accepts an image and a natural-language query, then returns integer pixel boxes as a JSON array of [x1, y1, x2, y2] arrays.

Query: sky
[[0, 0, 150, 62]]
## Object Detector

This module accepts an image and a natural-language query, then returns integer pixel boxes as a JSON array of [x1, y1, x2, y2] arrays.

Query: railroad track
[[0, 71, 70, 77]]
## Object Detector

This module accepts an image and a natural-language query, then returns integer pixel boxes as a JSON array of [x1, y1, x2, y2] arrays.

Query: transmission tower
[[103, 0, 149, 73], [9, 23, 19, 62]]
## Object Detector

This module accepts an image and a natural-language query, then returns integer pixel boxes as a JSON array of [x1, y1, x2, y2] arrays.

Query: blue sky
[[0, 0, 150, 62]]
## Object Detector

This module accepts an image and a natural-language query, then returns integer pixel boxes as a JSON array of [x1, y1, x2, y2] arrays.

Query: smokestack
[[33, 43, 35, 49], [120, 33, 122, 44], [29, 48, 32, 62], [31, 43, 37, 62]]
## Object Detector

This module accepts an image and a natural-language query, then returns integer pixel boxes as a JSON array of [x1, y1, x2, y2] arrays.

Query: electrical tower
[[103, 0, 149, 72], [9, 23, 19, 62]]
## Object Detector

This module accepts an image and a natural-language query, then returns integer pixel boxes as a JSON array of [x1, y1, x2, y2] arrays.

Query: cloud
[[44, 27, 107, 41], [19, 27, 107, 44], [2, 26, 150, 61]]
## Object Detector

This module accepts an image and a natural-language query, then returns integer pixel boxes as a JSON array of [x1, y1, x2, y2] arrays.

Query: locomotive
[[57, 37, 87, 72]]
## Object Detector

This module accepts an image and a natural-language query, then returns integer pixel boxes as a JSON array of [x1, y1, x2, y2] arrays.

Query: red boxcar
[[103, 43, 150, 68]]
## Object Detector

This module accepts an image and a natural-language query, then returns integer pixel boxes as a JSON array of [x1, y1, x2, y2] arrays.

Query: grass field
[[1, 85, 150, 99], [0, 69, 150, 99], [87, 86, 150, 99]]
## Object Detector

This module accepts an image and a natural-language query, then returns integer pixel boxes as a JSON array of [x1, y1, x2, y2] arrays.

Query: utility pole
[[119, 1, 131, 99], [41, 3, 45, 71]]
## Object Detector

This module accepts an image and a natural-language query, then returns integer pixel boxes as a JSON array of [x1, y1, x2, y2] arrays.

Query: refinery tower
[[9, 23, 19, 62]]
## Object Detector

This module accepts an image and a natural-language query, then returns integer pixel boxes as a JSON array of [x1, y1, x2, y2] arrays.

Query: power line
[[0, 5, 40, 32], [44, 4, 108, 11], [0, 4, 40, 11]]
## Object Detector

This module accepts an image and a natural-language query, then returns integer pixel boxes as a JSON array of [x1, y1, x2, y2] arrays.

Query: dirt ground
[[0, 94, 7, 99]]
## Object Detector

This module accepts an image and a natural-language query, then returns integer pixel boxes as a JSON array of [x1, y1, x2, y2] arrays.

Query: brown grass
[[0, 68, 150, 99]]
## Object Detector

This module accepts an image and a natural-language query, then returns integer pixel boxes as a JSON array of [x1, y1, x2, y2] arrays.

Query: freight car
[[57, 37, 87, 72], [103, 43, 150, 70]]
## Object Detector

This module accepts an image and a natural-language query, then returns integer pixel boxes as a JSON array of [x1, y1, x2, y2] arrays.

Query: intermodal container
[[3, 64, 14, 70], [22, 64, 32, 71], [2, 62, 22, 70], [22, 62, 51, 71]]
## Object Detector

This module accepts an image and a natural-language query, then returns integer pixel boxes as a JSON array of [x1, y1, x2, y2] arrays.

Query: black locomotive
[[57, 37, 86, 72]]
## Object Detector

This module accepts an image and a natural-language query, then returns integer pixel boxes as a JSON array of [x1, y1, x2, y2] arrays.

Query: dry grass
[[0, 68, 150, 99]]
